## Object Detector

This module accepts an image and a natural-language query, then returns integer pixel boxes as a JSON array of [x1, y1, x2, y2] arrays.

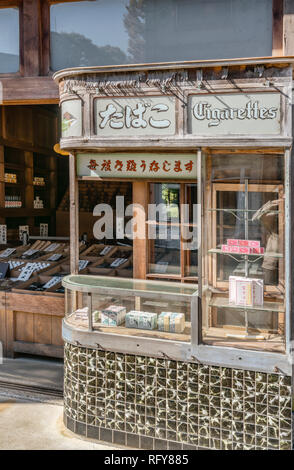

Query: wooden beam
[[133, 181, 147, 279], [284, 0, 294, 55], [13, 340, 64, 358], [1, 77, 59, 104], [272, 0, 284, 56], [40, 0, 50, 75]]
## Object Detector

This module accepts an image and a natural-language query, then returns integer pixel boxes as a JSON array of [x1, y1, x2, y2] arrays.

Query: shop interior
[[0, 104, 286, 357]]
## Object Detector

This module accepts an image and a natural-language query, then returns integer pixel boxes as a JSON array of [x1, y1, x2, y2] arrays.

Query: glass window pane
[[148, 183, 181, 276], [64, 277, 196, 343], [202, 153, 285, 353], [0, 8, 19, 73], [50, 0, 273, 71]]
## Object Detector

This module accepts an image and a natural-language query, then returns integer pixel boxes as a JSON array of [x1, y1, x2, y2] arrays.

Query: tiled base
[[64, 342, 293, 450]]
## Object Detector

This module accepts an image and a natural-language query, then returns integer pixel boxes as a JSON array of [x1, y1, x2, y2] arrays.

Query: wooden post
[[69, 153, 79, 274], [22, 0, 41, 76], [272, 0, 284, 56], [133, 181, 147, 279], [0, 146, 5, 222]]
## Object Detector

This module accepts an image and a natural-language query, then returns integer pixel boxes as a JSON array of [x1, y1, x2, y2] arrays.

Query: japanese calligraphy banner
[[77, 153, 197, 180], [94, 97, 176, 137]]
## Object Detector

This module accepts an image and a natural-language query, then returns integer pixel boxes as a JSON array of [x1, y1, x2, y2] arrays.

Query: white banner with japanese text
[[77, 153, 197, 180], [94, 96, 176, 137]]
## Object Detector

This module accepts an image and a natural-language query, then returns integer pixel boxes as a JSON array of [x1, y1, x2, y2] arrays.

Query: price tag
[[19, 226, 29, 241], [79, 260, 89, 270], [17, 263, 37, 281], [0, 248, 16, 258], [43, 276, 62, 289], [47, 253, 63, 262], [40, 223, 48, 237], [0, 225, 7, 244], [110, 258, 127, 268], [100, 246, 112, 256]]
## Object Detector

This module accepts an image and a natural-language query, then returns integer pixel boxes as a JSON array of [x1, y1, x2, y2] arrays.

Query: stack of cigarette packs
[[229, 276, 264, 307], [5, 173, 17, 183], [125, 310, 157, 330], [158, 312, 185, 333], [73, 307, 99, 323], [33, 177, 45, 186], [101, 305, 126, 326], [222, 239, 264, 254]]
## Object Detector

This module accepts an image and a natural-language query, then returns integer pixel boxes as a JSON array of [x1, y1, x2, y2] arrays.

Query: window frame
[[0, 1, 21, 77], [47, 0, 283, 73], [61, 147, 292, 375]]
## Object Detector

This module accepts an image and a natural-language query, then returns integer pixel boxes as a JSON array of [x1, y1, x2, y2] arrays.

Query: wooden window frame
[[145, 181, 198, 284], [0, 1, 22, 77], [45, 0, 284, 76]]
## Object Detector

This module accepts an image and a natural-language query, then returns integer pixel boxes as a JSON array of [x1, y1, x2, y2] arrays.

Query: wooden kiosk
[[54, 58, 293, 450]]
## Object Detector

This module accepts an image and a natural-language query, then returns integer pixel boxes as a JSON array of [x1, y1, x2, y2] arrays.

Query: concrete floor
[[0, 357, 120, 450], [0, 357, 63, 391], [0, 394, 119, 450]]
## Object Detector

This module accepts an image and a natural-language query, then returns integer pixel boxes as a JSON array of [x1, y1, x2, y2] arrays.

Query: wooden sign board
[[77, 153, 197, 180]]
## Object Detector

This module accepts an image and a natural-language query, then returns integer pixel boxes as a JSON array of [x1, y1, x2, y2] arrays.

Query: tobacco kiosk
[[54, 58, 293, 450]]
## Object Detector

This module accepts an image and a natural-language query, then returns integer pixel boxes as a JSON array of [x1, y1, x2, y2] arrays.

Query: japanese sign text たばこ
[[77, 154, 197, 180], [94, 97, 176, 137]]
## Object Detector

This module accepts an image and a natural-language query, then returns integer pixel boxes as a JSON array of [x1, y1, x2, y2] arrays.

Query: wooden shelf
[[4, 163, 25, 171], [66, 315, 191, 342], [0, 208, 54, 217]]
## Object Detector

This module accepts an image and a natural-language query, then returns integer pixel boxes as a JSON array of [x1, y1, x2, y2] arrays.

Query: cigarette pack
[[158, 312, 170, 331], [101, 305, 126, 326], [248, 240, 260, 248], [227, 239, 239, 246], [125, 310, 157, 330], [229, 276, 264, 307], [251, 247, 264, 254], [73, 307, 99, 323], [158, 312, 185, 333]]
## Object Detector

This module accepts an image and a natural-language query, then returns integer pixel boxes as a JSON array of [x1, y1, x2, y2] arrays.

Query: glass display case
[[63, 275, 197, 342], [202, 153, 285, 353]]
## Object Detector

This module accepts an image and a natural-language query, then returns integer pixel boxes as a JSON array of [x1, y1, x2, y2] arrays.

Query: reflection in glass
[[50, 0, 272, 70], [0, 8, 19, 73]]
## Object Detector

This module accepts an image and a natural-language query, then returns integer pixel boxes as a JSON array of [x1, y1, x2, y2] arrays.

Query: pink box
[[222, 245, 251, 254], [239, 247, 251, 254], [251, 247, 264, 254], [238, 240, 249, 247], [221, 245, 230, 252], [248, 240, 260, 248], [227, 239, 239, 246]]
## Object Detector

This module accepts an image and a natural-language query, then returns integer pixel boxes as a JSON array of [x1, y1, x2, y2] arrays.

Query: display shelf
[[208, 248, 283, 258], [209, 296, 285, 313], [66, 312, 192, 342]]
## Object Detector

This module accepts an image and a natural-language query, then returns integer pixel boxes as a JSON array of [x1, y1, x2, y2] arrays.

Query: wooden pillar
[[22, 0, 41, 76], [272, 0, 284, 56], [69, 153, 79, 274], [0, 146, 5, 223], [132, 181, 148, 279]]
